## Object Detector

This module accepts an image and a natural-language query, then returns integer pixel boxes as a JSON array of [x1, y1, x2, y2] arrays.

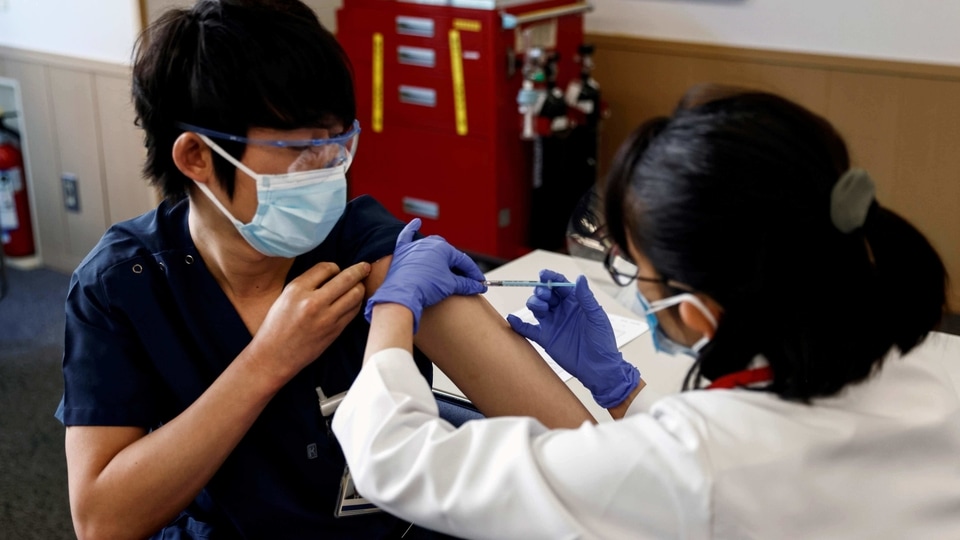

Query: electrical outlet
[[62, 173, 80, 213]]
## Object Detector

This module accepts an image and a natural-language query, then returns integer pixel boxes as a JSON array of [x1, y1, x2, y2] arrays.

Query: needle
[[482, 280, 576, 288]]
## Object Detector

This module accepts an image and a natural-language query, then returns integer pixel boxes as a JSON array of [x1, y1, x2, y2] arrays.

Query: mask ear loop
[[646, 293, 717, 352], [647, 293, 717, 327], [196, 133, 262, 184], [188, 134, 261, 228]]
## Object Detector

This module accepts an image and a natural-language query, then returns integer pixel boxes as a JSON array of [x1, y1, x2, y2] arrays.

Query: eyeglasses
[[178, 120, 361, 171], [604, 245, 692, 293], [177, 119, 361, 149]]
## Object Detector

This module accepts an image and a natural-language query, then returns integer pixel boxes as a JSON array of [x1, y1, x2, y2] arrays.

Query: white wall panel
[[48, 67, 108, 266], [94, 73, 157, 225]]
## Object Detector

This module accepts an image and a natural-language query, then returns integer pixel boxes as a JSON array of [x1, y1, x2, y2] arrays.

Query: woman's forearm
[[365, 303, 415, 361]]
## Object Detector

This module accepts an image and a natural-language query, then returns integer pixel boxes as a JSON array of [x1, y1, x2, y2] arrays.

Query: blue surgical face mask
[[193, 133, 353, 258], [633, 290, 717, 357]]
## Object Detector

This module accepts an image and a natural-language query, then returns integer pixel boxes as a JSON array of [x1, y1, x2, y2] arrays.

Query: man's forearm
[[68, 349, 284, 539]]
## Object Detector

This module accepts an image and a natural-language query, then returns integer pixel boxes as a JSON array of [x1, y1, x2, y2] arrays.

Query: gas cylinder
[[0, 115, 35, 257]]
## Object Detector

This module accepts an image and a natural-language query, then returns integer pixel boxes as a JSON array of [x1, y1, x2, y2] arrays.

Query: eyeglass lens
[[605, 245, 640, 286]]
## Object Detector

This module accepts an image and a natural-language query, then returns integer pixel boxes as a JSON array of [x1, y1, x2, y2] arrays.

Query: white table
[[432, 249, 694, 422]]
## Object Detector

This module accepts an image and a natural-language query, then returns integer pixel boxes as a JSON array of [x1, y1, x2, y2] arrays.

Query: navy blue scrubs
[[57, 196, 444, 539]]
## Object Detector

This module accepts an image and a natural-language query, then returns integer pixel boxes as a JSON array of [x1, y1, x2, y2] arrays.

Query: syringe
[[482, 280, 576, 288]]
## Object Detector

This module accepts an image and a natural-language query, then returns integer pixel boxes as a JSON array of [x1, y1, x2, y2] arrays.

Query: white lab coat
[[332, 333, 960, 540]]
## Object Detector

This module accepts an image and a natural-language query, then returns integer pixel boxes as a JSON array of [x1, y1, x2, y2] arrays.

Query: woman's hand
[[507, 269, 640, 409], [365, 219, 487, 332]]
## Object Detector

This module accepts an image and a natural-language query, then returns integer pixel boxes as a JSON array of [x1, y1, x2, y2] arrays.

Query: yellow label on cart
[[452, 19, 481, 32], [449, 30, 468, 136], [372, 33, 384, 133]]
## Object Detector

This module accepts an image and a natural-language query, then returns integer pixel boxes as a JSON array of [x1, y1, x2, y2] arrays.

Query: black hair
[[132, 0, 356, 200], [605, 84, 948, 401]]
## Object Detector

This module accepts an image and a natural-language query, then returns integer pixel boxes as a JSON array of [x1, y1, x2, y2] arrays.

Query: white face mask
[[188, 123, 358, 258]]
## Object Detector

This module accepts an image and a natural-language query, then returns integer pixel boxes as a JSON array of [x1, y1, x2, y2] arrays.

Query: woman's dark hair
[[132, 0, 356, 200], [605, 84, 948, 401]]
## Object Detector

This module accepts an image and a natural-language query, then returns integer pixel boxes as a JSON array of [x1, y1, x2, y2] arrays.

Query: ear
[[678, 295, 722, 340], [172, 132, 215, 184]]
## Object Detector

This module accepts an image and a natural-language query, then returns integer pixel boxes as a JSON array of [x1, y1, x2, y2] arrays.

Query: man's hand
[[252, 261, 371, 385]]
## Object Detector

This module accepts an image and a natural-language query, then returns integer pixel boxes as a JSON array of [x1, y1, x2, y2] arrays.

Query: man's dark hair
[[132, 0, 356, 200], [605, 84, 948, 401]]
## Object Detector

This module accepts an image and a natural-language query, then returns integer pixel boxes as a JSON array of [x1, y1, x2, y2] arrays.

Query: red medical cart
[[338, 0, 590, 260]]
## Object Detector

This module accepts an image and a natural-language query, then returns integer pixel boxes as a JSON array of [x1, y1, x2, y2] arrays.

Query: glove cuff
[[591, 360, 641, 409]]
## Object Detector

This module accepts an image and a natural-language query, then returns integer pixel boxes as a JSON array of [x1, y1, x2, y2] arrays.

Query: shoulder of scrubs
[[313, 195, 407, 266], [58, 200, 190, 427], [333, 348, 715, 540]]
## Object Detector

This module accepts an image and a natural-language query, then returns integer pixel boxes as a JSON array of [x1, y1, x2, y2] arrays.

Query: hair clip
[[830, 168, 875, 233]]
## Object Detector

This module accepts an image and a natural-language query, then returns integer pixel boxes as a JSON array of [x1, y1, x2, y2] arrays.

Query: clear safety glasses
[[177, 119, 361, 169]]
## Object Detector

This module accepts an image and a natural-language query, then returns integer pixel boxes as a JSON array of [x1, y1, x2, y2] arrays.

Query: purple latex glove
[[507, 269, 640, 408], [365, 219, 487, 333]]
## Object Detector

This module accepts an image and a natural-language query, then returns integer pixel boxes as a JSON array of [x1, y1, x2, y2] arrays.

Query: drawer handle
[[399, 85, 437, 108], [396, 16, 435, 37], [402, 197, 439, 220], [397, 46, 436, 68]]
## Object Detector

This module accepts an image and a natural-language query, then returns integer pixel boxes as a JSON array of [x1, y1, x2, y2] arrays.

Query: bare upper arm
[[364, 255, 391, 303], [416, 295, 595, 428], [363, 253, 593, 428]]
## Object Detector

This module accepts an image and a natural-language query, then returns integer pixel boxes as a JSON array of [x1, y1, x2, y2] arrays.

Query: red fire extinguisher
[[0, 112, 35, 257]]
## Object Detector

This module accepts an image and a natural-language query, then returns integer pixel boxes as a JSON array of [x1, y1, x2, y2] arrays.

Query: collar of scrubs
[[707, 366, 774, 390]]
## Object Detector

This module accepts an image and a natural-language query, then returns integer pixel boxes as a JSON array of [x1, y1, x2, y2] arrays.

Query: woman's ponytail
[[863, 206, 948, 354]]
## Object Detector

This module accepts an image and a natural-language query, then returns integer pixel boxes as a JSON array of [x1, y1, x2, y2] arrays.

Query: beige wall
[[588, 34, 960, 310], [0, 47, 156, 274]]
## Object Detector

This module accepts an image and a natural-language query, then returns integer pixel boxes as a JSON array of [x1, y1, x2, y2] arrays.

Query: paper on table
[[509, 308, 649, 382]]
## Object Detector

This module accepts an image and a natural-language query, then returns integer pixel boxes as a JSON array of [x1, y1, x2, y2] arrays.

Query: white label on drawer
[[397, 46, 436, 67], [396, 16, 435, 38], [403, 197, 440, 219], [399, 85, 437, 107]]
